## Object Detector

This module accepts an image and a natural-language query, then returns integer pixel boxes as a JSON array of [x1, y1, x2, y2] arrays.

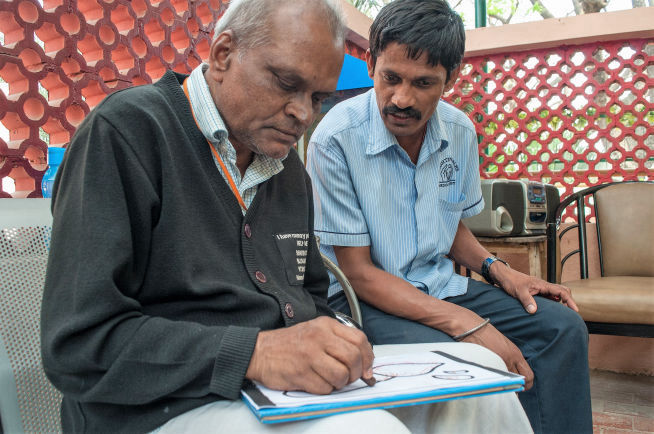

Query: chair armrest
[[321, 253, 363, 327]]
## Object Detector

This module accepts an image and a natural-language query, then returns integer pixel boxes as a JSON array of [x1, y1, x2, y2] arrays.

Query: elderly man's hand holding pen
[[246, 316, 376, 395]]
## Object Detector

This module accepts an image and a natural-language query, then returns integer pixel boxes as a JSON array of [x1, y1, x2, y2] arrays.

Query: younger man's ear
[[207, 30, 236, 83], [444, 65, 461, 92], [365, 49, 375, 78]]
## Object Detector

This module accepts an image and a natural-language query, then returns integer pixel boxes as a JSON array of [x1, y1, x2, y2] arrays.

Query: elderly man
[[41, 0, 531, 432], [307, 1, 592, 433]]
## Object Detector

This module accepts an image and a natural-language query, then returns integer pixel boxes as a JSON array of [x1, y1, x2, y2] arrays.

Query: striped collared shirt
[[307, 89, 484, 299], [185, 64, 284, 214]]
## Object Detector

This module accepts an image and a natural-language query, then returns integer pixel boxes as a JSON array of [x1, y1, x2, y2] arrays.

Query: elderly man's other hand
[[245, 316, 374, 395]]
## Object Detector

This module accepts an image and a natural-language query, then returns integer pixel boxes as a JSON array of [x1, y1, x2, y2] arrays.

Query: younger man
[[307, 1, 592, 433]]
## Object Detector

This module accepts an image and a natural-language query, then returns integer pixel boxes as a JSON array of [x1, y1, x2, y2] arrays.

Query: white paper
[[244, 351, 520, 409]]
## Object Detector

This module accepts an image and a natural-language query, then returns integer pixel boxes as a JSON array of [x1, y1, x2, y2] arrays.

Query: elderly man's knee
[[318, 409, 410, 434]]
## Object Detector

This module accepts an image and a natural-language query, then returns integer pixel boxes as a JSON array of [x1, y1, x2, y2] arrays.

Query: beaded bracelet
[[452, 318, 491, 341]]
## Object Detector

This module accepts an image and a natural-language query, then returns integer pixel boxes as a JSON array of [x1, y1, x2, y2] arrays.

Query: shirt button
[[284, 303, 294, 318], [255, 271, 267, 283], [244, 224, 252, 238]]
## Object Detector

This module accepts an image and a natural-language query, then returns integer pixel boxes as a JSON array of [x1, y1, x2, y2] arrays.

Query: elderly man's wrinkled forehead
[[214, 0, 346, 54]]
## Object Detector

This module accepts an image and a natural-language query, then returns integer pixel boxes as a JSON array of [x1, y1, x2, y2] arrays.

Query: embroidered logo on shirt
[[439, 157, 459, 187], [274, 232, 309, 285]]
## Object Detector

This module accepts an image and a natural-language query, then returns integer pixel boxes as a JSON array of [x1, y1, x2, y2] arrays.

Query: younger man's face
[[367, 42, 459, 145]]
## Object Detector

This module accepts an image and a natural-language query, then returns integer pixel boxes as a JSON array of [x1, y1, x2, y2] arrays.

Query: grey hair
[[213, 0, 346, 53]]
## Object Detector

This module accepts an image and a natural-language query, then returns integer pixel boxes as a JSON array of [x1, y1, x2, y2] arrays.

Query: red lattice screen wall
[[449, 39, 653, 222], [0, 0, 365, 199], [1, 1, 652, 222]]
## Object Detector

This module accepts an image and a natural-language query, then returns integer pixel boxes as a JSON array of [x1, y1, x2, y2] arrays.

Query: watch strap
[[481, 256, 508, 286]]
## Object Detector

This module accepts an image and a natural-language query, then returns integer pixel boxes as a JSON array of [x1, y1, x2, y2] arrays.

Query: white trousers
[[156, 343, 533, 434]]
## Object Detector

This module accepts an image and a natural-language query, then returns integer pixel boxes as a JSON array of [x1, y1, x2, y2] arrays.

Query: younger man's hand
[[461, 321, 534, 390]]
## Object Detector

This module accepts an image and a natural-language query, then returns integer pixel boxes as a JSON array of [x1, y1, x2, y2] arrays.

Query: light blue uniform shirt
[[306, 89, 484, 299]]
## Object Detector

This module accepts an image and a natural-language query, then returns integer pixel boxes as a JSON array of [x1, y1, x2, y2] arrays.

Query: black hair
[[369, 0, 465, 81]]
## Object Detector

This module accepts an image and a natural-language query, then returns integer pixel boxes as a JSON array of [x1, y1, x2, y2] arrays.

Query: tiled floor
[[591, 370, 654, 433]]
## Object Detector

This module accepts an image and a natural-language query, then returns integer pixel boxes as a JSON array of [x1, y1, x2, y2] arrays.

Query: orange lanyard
[[182, 78, 248, 212]]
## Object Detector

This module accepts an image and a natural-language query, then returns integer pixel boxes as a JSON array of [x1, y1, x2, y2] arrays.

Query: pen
[[334, 312, 376, 387], [361, 375, 377, 387]]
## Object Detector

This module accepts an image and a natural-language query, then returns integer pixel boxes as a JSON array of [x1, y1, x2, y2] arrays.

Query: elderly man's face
[[208, 5, 344, 160]]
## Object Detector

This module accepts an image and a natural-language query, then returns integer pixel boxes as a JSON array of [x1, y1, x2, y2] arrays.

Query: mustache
[[382, 105, 422, 120]]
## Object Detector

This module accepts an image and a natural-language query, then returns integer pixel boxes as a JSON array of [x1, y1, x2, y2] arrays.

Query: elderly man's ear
[[207, 30, 236, 83]]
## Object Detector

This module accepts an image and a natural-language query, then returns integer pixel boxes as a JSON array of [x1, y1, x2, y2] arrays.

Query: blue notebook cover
[[241, 350, 524, 424]]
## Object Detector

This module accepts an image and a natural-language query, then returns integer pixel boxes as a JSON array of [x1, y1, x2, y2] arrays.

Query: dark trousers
[[330, 279, 593, 434]]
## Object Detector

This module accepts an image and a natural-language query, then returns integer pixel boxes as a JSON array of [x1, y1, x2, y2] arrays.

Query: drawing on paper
[[283, 361, 475, 398]]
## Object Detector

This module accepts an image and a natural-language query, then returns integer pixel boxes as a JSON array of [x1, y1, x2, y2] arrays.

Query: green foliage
[[346, 0, 392, 17], [462, 102, 475, 114], [548, 159, 565, 172], [527, 161, 542, 173], [529, 1, 545, 14], [548, 115, 563, 131], [346, 0, 379, 16], [526, 119, 542, 132], [39, 127, 50, 145], [38, 83, 49, 100], [485, 163, 499, 174], [573, 116, 588, 131], [484, 121, 498, 136], [483, 143, 497, 157], [487, 0, 518, 17], [548, 138, 563, 153], [526, 140, 542, 155], [646, 110, 654, 126], [619, 111, 637, 127], [505, 119, 519, 132]]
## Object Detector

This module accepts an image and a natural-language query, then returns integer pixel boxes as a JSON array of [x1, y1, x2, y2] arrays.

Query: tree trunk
[[529, 0, 555, 19], [580, 0, 609, 13]]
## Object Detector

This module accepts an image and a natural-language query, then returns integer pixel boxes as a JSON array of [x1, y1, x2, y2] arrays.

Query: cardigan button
[[284, 302, 294, 319], [244, 224, 252, 238], [255, 271, 267, 283]]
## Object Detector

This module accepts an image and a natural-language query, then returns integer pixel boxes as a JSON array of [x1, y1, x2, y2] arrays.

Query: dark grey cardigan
[[41, 71, 332, 433]]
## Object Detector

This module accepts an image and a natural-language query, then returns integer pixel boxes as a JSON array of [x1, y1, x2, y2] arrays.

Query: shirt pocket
[[439, 192, 467, 213], [273, 232, 309, 286]]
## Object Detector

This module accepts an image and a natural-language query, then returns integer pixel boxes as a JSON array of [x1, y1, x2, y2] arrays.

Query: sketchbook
[[241, 350, 524, 424]]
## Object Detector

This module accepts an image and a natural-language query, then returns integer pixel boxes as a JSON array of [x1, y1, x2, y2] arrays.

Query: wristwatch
[[481, 256, 509, 286]]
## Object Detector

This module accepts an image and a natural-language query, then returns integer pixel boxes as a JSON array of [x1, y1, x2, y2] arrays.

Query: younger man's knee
[[542, 299, 589, 344]]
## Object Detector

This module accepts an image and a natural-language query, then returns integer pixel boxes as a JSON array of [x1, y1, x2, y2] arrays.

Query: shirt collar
[[366, 90, 449, 157], [186, 64, 286, 169], [186, 64, 229, 146]]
